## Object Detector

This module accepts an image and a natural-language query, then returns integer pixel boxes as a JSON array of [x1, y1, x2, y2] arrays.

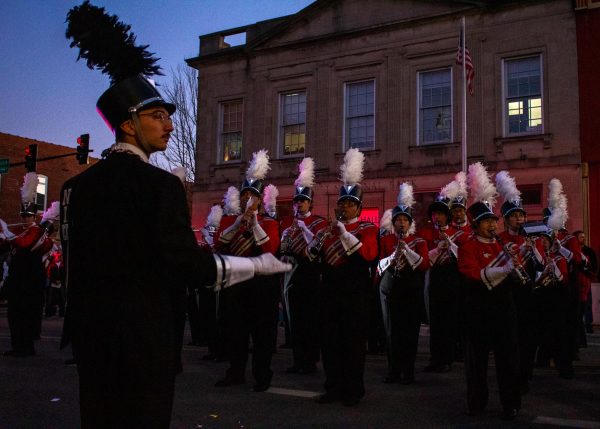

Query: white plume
[[467, 162, 497, 206], [41, 201, 60, 223], [206, 205, 223, 228], [397, 183, 415, 208], [547, 207, 567, 231], [495, 170, 521, 202], [246, 149, 271, 181], [548, 178, 567, 211], [223, 186, 241, 215], [380, 209, 393, 233], [340, 148, 364, 186], [171, 166, 187, 184], [21, 172, 38, 203], [295, 157, 315, 188], [263, 184, 279, 214], [441, 171, 468, 201]]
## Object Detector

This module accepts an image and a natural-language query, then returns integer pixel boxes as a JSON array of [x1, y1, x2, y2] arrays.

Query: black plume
[[66, 1, 163, 85]]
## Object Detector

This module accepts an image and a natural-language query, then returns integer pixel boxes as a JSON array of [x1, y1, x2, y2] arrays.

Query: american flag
[[456, 28, 474, 96]]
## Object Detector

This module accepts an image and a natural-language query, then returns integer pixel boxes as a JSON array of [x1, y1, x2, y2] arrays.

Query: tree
[[151, 64, 197, 182]]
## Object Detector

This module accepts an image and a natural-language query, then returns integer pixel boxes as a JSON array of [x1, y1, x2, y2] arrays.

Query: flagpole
[[461, 16, 467, 173]]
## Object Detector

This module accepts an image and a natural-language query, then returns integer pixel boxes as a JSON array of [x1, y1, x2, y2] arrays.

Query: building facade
[[0, 132, 96, 226], [187, 0, 584, 236]]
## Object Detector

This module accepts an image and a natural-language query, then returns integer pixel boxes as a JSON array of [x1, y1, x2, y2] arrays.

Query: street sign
[[0, 158, 9, 174]]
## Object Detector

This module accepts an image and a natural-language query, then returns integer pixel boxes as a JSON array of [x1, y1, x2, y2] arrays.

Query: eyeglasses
[[138, 111, 173, 124]]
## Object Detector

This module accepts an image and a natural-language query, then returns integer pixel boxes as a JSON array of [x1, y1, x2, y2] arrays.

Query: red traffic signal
[[76, 134, 90, 165], [25, 144, 38, 172]]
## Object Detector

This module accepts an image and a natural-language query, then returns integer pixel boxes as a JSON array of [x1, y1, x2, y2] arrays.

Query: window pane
[[282, 124, 306, 156], [345, 80, 375, 150], [220, 100, 243, 162], [419, 69, 451, 144], [505, 56, 542, 135], [281, 92, 307, 155]]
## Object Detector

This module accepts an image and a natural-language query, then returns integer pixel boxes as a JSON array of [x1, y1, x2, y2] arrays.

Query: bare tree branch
[[152, 64, 197, 182]]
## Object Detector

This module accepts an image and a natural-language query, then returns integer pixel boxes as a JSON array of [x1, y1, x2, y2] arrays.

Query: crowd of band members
[[188, 154, 595, 418]]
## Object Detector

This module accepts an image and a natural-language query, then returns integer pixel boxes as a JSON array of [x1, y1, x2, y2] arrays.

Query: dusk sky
[[1, 0, 314, 154]]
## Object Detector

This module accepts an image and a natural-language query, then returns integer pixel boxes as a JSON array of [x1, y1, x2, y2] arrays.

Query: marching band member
[[62, 6, 289, 426], [496, 170, 536, 392], [280, 158, 326, 375], [214, 150, 282, 392], [308, 148, 378, 407], [540, 178, 584, 378], [448, 171, 472, 236], [2, 173, 53, 357], [421, 180, 465, 373], [533, 212, 570, 380], [458, 162, 521, 420], [377, 183, 428, 384]]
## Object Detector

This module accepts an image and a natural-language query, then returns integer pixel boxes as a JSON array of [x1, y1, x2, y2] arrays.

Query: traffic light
[[25, 144, 37, 172], [76, 134, 90, 165]]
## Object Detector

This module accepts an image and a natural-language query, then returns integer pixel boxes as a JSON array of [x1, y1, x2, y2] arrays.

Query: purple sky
[[1, 0, 313, 154]]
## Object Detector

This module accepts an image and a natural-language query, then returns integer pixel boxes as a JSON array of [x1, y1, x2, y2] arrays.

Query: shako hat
[[241, 149, 270, 196], [495, 170, 526, 218], [338, 148, 364, 204], [391, 182, 415, 224], [466, 162, 498, 223], [20, 172, 39, 216], [66, 1, 175, 133], [293, 157, 315, 202], [443, 171, 468, 210]]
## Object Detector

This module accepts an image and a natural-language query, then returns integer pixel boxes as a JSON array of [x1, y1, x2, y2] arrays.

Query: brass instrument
[[436, 221, 456, 260], [307, 212, 341, 257], [535, 248, 558, 289], [492, 232, 532, 286], [281, 218, 299, 255], [392, 231, 407, 276]]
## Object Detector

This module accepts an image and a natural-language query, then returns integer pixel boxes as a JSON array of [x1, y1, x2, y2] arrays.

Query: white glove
[[250, 253, 293, 275], [335, 220, 347, 235], [0, 219, 16, 240], [555, 241, 573, 261], [252, 221, 269, 245], [339, 231, 361, 254], [297, 220, 314, 244], [482, 259, 513, 290], [404, 248, 423, 269]]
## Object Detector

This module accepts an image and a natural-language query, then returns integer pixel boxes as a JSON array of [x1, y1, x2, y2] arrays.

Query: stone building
[[187, 0, 583, 235]]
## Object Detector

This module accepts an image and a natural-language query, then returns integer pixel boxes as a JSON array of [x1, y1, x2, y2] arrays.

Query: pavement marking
[[267, 387, 320, 398], [533, 416, 600, 428]]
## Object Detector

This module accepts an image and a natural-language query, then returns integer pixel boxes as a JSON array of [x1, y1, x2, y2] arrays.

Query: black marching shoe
[[215, 375, 245, 387]]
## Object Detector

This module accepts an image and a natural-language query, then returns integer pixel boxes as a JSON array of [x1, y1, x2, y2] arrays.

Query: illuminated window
[[36, 175, 48, 212], [504, 56, 543, 135], [418, 68, 452, 144], [280, 91, 306, 156], [219, 100, 243, 162], [344, 80, 375, 150]]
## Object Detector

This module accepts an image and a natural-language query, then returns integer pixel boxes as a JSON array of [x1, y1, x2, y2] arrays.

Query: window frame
[[278, 90, 307, 158], [343, 79, 376, 151], [416, 67, 454, 146], [502, 54, 544, 137], [218, 99, 244, 164]]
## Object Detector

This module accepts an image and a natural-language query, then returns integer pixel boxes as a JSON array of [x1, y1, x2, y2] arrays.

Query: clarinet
[[492, 232, 532, 286], [392, 230, 407, 276]]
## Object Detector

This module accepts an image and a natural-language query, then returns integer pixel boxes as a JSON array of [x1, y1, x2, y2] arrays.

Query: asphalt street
[[1, 307, 599, 429]]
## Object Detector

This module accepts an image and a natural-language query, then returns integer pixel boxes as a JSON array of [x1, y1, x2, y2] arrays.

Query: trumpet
[[392, 230, 407, 276], [535, 248, 558, 289], [492, 232, 532, 286], [307, 212, 341, 258], [436, 221, 456, 259]]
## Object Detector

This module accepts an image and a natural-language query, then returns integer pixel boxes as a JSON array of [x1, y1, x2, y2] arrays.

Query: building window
[[504, 55, 543, 135], [418, 68, 452, 145], [280, 91, 306, 156], [36, 175, 48, 212], [219, 100, 243, 162], [344, 80, 375, 150]]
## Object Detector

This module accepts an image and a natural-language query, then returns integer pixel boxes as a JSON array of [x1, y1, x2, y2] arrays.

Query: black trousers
[[287, 269, 321, 369], [464, 286, 521, 413], [7, 292, 42, 353], [222, 276, 280, 384], [380, 270, 424, 379], [428, 264, 459, 366], [320, 272, 369, 401], [512, 284, 535, 385]]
